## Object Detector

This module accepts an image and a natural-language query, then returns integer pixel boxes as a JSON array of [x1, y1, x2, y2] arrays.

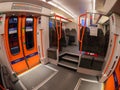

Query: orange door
[[115, 61, 120, 90], [104, 75, 115, 90], [5, 16, 40, 74], [4, 16, 29, 74], [21, 16, 40, 68]]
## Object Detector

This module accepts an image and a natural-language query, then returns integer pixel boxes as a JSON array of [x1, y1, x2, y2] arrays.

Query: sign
[[90, 27, 98, 36]]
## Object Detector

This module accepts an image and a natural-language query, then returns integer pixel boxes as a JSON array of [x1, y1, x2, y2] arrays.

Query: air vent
[[11, 2, 42, 12]]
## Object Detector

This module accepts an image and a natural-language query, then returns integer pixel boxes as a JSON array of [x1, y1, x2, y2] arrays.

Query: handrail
[[54, 14, 72, 22], [55, 15, 61, 51], [54, 14, 72, 51], [78, 13, 87, 54]]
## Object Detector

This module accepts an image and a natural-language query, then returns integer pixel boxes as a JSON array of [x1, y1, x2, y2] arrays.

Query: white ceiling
[[95, 0, 105, 12], [0, 0, 93, 19], [51, 0, 92, 16]]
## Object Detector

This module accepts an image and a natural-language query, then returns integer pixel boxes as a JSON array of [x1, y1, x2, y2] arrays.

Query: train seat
[[65, 28, 71, 46], [68, 29, 77, 45], [49, 27, 57, 47], [79, 27, 105, 71], [80, 27, 105, 56], [60, 29, 67, 47]]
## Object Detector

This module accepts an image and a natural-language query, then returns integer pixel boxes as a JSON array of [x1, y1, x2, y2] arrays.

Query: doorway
[[4, 16, 40, 74]]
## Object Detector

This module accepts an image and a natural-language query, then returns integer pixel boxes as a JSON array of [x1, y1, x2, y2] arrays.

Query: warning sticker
[[90, 27, 98, 36]]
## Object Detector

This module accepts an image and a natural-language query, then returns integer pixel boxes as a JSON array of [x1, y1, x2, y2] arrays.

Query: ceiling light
[[92, 0, 96, 23], [98, 16, 109, 24], [41, 0, 46, 2], [48, 1, 77, 18]]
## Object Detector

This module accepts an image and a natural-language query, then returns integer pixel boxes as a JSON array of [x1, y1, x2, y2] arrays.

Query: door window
[[8, 16, 20, 55], [25, 17, 34, 50]]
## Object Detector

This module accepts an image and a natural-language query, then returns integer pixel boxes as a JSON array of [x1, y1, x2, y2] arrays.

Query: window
[[25, 17, 34, 50], [8, 16, 20, 55]]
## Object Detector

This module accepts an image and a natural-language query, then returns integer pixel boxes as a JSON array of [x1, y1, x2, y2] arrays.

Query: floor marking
[[18, 80, 27, 90], [74, 78, 81, 90], [80, 78, 99, 83], [18, 64, 43, 77], [18, 64, 59, 90], [32, 67, 58, 90], [101, 83, 104, 90], [74, 78, 103, 90], [45, 65, 58, 72]]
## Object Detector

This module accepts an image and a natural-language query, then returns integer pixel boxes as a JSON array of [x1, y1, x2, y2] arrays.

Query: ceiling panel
[[52, 0, 92, 16], [0, 0, 93, 19], [95, 0, 106, 12]]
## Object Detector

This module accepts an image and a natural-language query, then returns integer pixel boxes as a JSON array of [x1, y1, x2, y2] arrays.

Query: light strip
[[98, 16, 109, 24], [52, 0, 76, 17], [93, 0, 96, 10], [41, 0, 46, 2], [48, 1, 76, 18], [92, 0, 96, 23]]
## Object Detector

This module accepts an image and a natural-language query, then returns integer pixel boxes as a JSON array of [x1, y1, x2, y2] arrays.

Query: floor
[[16, 63, 103, 90], [18, 64, 58, 90], [77, 80, 102, 90], [60, 45, 80, 55], [39, 64, 102, 90]]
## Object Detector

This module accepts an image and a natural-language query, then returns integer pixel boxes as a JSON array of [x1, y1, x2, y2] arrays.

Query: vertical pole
[[59, 18, 62, 51], [54, 14, 71, 52], [78, 15, 81, 53], [55, 15, 59, 51], [80, 13, 87, 53], [78, 13, 87, 54]]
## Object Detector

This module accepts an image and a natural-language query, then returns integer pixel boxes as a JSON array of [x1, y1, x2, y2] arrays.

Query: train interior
[[0, 0, 120, 90]]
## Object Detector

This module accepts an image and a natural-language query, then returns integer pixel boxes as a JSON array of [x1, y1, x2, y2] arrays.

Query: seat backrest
[[80, 27, 105, 56], [65, 28, 70, 36], [80, 27, 90, 52], [70, 29, 77, 36], [49, 27, 57, 47]]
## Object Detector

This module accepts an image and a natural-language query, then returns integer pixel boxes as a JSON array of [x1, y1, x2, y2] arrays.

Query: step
[[58, 60, 78, 70], [62, 55, 79, 63], [65, 52, 79, 57], [59, 52, 79, 57]]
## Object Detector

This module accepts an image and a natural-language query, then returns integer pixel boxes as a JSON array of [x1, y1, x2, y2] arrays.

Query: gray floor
[[16, 63, 102, 90], [38, 64, 100, 90], [78, 80, 102, 90], [18, 64, 57, 90], [60, 45, 80, 55]]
